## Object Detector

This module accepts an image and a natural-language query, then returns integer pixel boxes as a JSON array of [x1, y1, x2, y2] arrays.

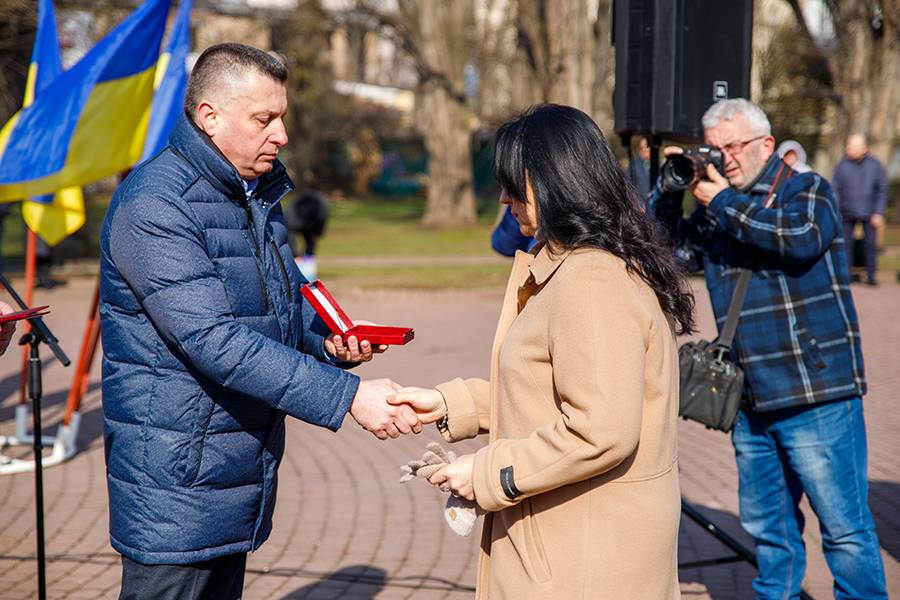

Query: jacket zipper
[[244, 202, 271, 310], [268, 237, 293, 302]]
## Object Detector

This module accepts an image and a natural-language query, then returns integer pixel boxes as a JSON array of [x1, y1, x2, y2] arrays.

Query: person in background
[[776, 139, 811, 173], [651, 99, 887, 600], [286, 190, 329, 280], [832, 133, 889, 286], [288, 190, 329, 257], [35, 234, 64, 289], [490, 203, 536, 256], [628, 136, 652, 199]]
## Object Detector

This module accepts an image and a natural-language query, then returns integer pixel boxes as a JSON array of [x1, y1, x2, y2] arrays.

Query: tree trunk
[[591, 0, 615, 133], [515, 0, 597, 113], [404, 0, 477, 228], [419, 85, 477, 227], [825, 0, 900, 171]]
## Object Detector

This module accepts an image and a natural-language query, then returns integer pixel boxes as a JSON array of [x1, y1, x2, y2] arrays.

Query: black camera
[[660, 145, 726, 192]]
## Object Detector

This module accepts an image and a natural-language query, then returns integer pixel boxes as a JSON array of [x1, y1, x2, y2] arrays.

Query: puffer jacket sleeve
[[108, 193, 359, 431]]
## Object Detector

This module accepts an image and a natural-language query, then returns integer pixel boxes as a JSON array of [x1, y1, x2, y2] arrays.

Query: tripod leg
[[682, 499, 757, 566], [27, 337, 47, 600], [681, 500, 816, 600]]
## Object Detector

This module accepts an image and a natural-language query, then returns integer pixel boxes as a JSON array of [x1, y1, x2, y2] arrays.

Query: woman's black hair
[[493, 104, 695, 335]]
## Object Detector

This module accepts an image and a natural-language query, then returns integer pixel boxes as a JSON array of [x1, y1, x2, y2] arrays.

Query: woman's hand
[[387, 387, 445, 424], [429, 453, 476, 501], [324, 320, 388, 363], [0, 301, 18, 356]]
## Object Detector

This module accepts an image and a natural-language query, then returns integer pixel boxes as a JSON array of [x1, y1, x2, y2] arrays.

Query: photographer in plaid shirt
[[651, 99, 887, 599]]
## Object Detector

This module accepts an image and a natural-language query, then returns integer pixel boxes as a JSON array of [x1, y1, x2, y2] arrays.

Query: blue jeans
[[732, 397, 887, 599]]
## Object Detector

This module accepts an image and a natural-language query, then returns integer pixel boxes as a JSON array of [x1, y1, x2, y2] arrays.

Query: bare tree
[[353, 0, 617, 228], [0, 0, 37, 124], [355, 0, 478, 228], [785, 0, 900, 172], [511, 0, 614, 129]]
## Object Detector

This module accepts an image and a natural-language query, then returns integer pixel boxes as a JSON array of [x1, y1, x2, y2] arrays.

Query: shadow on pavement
[[869, 480, 900, 562], [678, 504, 757, 600], [279, 565, 386, 599], [274, 564, 477, 598]]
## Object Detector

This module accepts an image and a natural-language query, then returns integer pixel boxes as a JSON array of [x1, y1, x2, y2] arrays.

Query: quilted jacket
[[100, 113, 359, 564]]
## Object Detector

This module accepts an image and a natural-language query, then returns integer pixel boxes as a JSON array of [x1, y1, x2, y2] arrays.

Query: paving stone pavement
[[0, 276, 898, 599]]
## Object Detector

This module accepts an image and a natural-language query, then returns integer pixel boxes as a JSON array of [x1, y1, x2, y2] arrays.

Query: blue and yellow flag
[[140, 0, 193, 164], [20, 0, 85, 246], [0, 0, 171, 201]]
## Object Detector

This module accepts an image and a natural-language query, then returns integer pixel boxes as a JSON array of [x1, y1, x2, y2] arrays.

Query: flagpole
[[19, 228, 37, 406], [63, 280, 100, 426]]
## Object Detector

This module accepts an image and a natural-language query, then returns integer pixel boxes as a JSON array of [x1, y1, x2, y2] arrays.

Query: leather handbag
[[677, 267, 749, 432]]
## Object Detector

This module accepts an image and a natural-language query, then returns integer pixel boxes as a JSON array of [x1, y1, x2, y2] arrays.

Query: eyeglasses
[[719, 135, 766, 156]]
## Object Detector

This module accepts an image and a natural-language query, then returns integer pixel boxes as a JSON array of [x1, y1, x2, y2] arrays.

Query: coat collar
[[168, 111, 292, 205], [528, 242, 574, 285]]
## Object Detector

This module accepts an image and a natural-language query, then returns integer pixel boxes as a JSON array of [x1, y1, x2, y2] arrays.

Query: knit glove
[[400, 442, 481, 537]]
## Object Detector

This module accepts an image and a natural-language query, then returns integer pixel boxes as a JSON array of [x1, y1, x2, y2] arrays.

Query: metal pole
[[25, 333, 47, 600]]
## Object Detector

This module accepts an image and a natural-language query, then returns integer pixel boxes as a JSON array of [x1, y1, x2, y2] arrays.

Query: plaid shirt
[[651, 155, 866, 412]]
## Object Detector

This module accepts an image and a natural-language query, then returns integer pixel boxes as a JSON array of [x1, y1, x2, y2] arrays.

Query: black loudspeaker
[[613, 0, 754, 143]]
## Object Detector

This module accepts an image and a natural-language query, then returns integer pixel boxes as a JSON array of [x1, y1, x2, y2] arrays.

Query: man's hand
[[429, 453, 476, 501], [325, 320, 388, 363], [691, 164, 730, 207], [350, 378, 422, 439], [388, 387, 446, 424], [870, 214, 885, 229], [0, 301, 18, 356]]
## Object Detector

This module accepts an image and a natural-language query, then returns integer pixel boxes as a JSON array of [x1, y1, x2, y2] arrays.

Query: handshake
[[348, 379, 445, 440]]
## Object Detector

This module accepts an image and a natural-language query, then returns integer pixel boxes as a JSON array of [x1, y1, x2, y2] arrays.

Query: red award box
[[0, 305, 50, 324], [300, 280, 414, 346]]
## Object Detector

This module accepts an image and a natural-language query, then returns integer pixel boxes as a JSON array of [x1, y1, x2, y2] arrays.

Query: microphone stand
[[0, 272, 70, 600]]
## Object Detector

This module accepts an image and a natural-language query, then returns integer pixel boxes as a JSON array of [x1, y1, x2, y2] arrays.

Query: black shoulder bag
[[677, 163, 789, 432], [677, 266, 750, 432]]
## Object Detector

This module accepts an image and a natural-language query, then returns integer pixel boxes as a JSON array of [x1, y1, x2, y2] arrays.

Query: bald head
[[845, 133, 868, 161], [184, 43, 287, 118]]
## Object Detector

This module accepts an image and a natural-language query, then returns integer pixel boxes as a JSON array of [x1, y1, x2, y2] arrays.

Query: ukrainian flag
[[19, 0, 86, 246], [140, 0, 193, 163], [0, 0, 171, 201]]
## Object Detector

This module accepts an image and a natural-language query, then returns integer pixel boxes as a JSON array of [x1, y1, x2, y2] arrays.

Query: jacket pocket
[[504, 499, 552, 584], [794, 323, 827, 372], [184, 387, 217, 487]]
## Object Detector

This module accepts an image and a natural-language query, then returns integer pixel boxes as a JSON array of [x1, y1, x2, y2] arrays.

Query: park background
[[1, 0, 899, 285], [0, 1, 898, 599]]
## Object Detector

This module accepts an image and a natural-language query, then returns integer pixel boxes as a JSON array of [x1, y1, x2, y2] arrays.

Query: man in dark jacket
[[100, 44, 420, 600], [832, 133, 889, 285], [650, 99, 887, 599]]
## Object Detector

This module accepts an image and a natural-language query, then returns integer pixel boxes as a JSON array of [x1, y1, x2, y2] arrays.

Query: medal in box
[[300, 280, 414, 346]]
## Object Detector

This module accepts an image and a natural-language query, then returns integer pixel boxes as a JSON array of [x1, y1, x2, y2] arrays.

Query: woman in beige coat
[[393, 104, 696, 599]]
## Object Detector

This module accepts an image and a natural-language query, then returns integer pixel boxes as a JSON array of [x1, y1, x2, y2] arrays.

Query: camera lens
[[661, 155, 696, 192]]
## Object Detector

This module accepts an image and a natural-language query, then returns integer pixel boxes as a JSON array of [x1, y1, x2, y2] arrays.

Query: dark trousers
[[842, 217, 877, 282], [119, 553, 247, 600]]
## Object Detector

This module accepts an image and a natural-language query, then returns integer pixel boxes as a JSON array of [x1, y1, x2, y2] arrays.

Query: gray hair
[[701, 99, 771, 136]]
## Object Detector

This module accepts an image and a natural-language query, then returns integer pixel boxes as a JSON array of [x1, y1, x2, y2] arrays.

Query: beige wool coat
[[436, 244, 681, 599]]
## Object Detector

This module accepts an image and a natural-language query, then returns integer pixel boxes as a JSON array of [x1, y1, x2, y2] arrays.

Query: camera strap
[[717, 162, 791, 349]]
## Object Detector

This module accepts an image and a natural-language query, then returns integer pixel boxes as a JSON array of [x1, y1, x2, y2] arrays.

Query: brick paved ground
[[0, 276, 898, 599]]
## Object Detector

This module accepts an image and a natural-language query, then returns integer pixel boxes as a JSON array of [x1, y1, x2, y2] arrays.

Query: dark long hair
[[493, 104, 695, 335]]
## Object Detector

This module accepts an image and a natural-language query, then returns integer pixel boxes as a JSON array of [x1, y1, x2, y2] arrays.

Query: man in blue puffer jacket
[[101, 44, 421, 600]]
